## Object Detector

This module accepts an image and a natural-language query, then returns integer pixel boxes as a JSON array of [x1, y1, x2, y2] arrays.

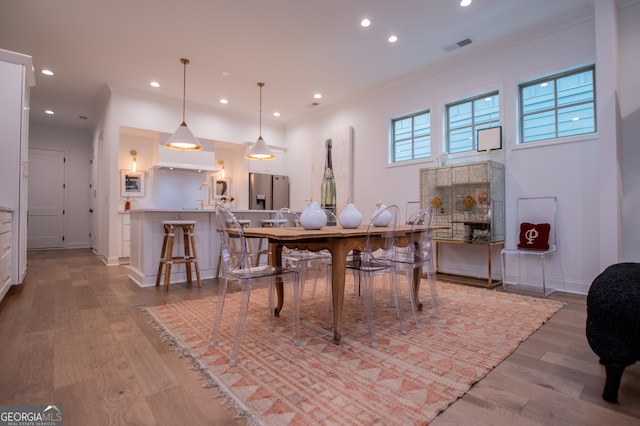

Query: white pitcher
[[372, 203, 392, 227], [300, 201, 327, 230], [338, 203, 363, 229]]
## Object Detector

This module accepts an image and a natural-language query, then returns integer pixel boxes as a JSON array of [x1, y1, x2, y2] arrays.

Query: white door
[[27, 148, 65, 249]]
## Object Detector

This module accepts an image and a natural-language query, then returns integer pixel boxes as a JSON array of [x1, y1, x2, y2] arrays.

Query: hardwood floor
[[0, 249, 638, 425]]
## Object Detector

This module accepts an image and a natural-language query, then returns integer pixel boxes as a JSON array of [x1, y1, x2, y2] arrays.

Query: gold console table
[[433, 239, 504, 288]]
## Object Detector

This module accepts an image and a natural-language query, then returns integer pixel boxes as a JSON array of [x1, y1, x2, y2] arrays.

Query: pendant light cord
[[258, 82, 264, 138], [181, 58, 189, 124]]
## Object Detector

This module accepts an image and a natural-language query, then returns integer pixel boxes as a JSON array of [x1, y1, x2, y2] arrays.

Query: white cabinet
[[118, 212, 131, 262], [248, 148, 286, 175], [0, 49, 34, 292], [0, 210, 12, 301]]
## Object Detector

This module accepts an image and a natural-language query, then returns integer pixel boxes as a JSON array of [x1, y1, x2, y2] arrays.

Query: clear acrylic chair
[[346, 204, 408, 348], [276, 208, 334, 328], [275, 208, 332, 296], [501, 196, 558, 296], [209, 205, 301, 366], [393, 207, 440, 325]]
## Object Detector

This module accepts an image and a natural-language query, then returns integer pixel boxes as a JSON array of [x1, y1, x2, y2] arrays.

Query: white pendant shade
[[246, 82, 276, 160], [166, 121, 202, 151], [246, 136, 275, 160], [166, 58, 203, 151]]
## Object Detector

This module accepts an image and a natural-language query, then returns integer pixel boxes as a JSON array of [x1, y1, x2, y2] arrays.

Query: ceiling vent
[[444, 37, 473, 53]]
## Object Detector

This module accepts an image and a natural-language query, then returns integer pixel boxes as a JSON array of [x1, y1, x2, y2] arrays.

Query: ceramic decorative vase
[[338, 203, 363, 229], [300, 201, 327, 230], [372, 203, 392, 227]]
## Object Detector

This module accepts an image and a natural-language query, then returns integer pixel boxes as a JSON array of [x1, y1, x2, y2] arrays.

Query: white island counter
[[128, 209, 278, 287]]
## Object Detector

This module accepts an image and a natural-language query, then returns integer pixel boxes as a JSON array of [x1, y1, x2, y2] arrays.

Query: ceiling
[[1, 0, 609, 131]]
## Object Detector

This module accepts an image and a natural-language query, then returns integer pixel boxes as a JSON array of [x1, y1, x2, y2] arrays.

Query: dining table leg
[[328, 241, 350, 344], [413, 266, 423, 311], [270, 242, 285, 316]]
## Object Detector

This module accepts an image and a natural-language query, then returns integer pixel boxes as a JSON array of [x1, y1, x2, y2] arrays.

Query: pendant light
[[246, 82, 275, 160], [130, 150, 137, 172], [165, 58, 202, 151]]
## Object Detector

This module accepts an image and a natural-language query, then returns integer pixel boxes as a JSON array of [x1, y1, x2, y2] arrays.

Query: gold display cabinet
[[420, 160, 504, 243], [420, 160, 505, 288]]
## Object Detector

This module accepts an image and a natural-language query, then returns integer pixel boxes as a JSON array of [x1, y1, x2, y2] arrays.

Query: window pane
[[522, 81, 555, 114], [449, 127, 473, 153], [414, 113, 430, 136], [448, 102, 472, 129], [394, 140, 413, 162], [558, 103, 595, 136], [414, 135, 430, 158], [394, 117, 412, 140], [522, 110, 556, 142], [474, 96, 500, 124], [557, 71, 593, 107]]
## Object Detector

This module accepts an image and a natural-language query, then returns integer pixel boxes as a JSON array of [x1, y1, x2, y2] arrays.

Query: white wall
[[619, 1, 640, 261], [29, 123, 92, 249], [284, 10, 634, 294]]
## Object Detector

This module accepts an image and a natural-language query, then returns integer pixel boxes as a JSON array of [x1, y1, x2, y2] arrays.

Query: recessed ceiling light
[[313, 93, 322, 99], [460, 0, 472, 6], [150, 81, 160, 88], [273, 112, 280, 117], [41, 69, 54, 76], [360, 18, 371, 28], [45, 109, 55, 115], [219, 98, 228, 104], [388, 35, 398, 43]]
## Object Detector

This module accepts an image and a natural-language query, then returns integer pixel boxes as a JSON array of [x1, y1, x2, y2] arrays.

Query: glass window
[[446, 92, 500, 153], [391, 110, 431, 163], [520, 66, 595, 143]]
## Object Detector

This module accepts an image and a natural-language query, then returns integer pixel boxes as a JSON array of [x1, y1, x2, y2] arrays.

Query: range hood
[[151, 141, 218, 172]]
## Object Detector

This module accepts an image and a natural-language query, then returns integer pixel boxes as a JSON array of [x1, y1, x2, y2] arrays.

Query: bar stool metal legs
[[156, 220, 202, 291]]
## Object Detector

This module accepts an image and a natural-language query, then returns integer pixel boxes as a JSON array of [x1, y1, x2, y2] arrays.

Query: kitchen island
[[128, 209, 278, 287]]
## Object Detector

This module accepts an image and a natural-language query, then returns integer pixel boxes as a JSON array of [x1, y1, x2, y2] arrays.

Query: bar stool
[[216, 219, 251, 278], [156, 220, 202, 291]]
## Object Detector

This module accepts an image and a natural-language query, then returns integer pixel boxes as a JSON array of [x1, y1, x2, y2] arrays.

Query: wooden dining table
[[242, 224, 445, 344]]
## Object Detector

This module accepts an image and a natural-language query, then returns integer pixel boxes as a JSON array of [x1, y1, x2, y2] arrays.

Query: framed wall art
[[213, 177, 231, 199], [120, 170, 145, 197], [477, 126, 502, 152]]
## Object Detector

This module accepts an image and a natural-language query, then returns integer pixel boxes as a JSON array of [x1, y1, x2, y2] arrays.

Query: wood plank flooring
[[1, 249, 638, 425]]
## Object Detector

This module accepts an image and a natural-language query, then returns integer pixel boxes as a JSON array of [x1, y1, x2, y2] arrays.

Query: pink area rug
[[142, 278, 563, 425]]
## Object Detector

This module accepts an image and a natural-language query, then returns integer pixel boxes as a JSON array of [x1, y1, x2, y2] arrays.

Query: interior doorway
[[27, 148, 65, 249]]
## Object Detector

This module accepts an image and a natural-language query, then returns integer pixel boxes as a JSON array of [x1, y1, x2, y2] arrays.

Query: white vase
[[338, 203, 363, 228], [300, 201, 327, 230], [372, 203, 392, 227]]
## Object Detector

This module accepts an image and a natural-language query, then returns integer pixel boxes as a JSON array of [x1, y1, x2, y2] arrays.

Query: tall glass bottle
[[320, 139, 337, 225]]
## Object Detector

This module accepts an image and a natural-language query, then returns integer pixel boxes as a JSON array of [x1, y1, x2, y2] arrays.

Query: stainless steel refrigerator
[[249, 173, 289, 210]]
